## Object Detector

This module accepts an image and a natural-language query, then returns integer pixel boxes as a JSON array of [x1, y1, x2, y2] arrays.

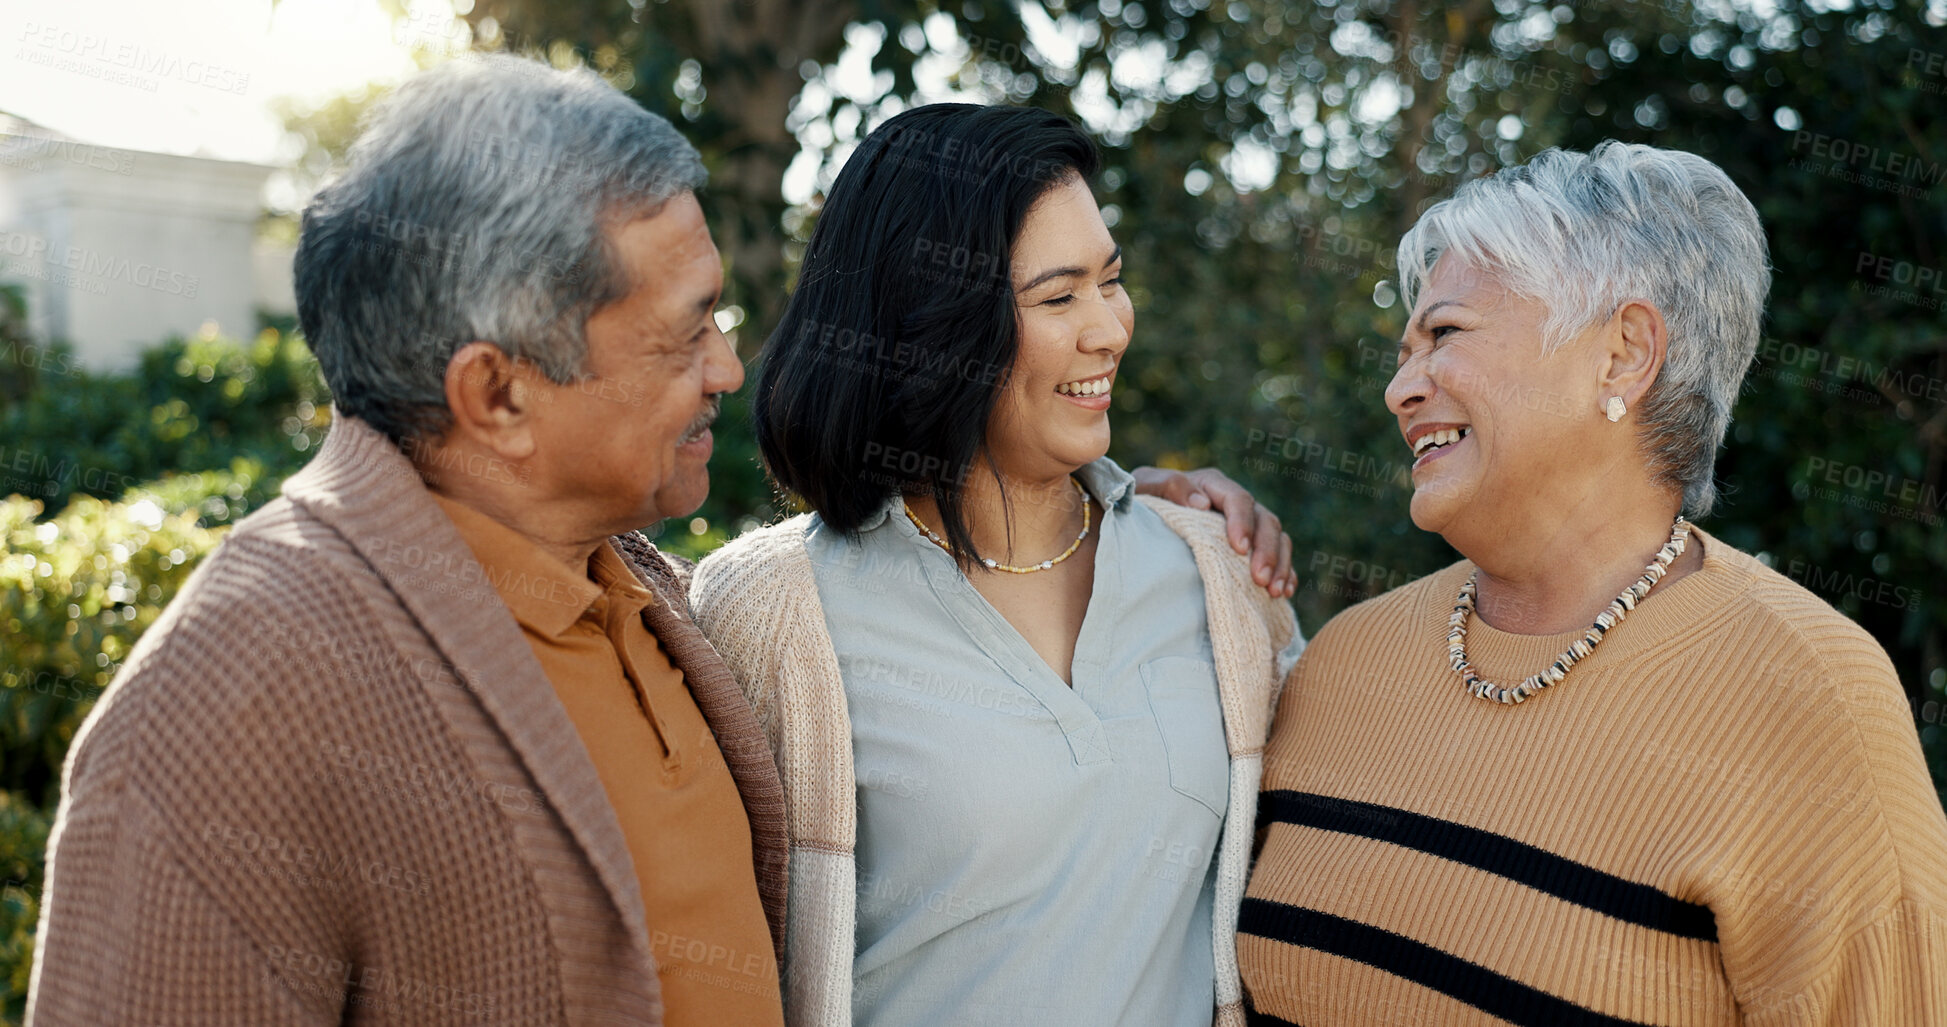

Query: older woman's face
[[984, 176, 1132, 483], [1385, 254, 1611, 540]]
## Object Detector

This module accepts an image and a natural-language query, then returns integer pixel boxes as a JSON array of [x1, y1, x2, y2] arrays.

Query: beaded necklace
[[903, 477, 1091, 574], [1449, 517, 1690, 704]]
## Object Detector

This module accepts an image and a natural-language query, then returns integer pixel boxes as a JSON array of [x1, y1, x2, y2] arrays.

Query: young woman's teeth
[[1414, 426, 1471, 457], [1058, 379, 1109, 396]]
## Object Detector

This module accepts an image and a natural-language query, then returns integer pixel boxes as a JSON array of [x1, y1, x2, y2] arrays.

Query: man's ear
[[1600, 298, 1669, 412], [442, 341, 541, 461]]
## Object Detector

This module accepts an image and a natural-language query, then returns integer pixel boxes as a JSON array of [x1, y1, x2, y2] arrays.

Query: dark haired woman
[[690, 103, 1303, 1026]]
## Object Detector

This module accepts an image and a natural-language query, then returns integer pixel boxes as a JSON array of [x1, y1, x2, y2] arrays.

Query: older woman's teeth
[[1057, 379, 1110, 396], [1413, 427, 1471, 457]]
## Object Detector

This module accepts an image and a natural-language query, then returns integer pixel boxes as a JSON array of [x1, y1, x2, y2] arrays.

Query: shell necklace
[[1449, 517, 1690, 704]]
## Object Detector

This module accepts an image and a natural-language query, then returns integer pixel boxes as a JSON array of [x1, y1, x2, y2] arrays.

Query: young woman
[[690, 104, 1303, 1026]]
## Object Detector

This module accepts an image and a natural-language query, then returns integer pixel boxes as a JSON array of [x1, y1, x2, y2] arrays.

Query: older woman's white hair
[[1395, 141, 1771, 515]]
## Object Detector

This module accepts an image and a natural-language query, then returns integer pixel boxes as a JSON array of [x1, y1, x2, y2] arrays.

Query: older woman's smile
[[1407, 422, 1472, 468]]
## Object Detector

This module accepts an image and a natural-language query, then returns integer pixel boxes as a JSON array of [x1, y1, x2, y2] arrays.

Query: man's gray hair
[[1396, 141, 1771, 516], [295, 54, 707, 443]]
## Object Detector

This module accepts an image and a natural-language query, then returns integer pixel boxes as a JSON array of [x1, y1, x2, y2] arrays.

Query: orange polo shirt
[[432, 495, 783, 1026]]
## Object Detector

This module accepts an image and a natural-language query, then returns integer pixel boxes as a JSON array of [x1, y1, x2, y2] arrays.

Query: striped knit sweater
[[1240, 528, 1947, 1026]]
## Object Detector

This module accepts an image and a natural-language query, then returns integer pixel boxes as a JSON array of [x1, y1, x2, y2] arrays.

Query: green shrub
[[0, 286, 39, 409], [0, 328, 329, 524], [0, 790, 49, 1023], [0, 331, 310, 1021], [0, 488, 227, 1021]]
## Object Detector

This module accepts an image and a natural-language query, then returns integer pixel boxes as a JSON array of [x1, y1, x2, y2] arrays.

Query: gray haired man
[[28, 54, 1292, 1026], [29, 55, 785, 1025]]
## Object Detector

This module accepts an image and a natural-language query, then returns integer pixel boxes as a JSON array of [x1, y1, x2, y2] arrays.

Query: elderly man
[[29, 55, 1291, 1025]]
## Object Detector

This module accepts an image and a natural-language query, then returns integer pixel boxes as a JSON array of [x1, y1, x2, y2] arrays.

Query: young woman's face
[[985, 176, 1132, 483]]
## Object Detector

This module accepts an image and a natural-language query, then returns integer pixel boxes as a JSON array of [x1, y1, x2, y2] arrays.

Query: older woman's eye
[[1430, 324, 1460, 341]]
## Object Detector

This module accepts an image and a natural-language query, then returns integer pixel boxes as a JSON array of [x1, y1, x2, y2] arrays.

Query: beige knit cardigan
[[28, 413, 788, 1026], [690, 496, 1303, 1027]]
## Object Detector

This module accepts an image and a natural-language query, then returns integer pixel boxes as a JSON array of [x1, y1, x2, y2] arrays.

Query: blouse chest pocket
[[1141, 656, 1230, 819]]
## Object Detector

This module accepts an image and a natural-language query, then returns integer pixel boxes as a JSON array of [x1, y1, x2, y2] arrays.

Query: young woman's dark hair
[[753, 103, 1101, 568]]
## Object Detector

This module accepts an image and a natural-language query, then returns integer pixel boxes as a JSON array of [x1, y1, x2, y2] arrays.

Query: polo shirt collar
[[431, 492, 619, 637]]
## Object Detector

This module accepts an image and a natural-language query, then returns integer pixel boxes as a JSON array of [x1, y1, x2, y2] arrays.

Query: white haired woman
[[1239, 142, 1947, 1025]]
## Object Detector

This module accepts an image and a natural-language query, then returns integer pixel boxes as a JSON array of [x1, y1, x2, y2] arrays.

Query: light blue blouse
[[804, 458, 1229, 1026]]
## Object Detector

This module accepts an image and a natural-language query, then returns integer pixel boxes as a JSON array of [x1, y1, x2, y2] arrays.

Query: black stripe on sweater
[[1243, 995, 1303, 1026], [1257, 790, 1717, 942], [1239, 899, 1655, 1027]]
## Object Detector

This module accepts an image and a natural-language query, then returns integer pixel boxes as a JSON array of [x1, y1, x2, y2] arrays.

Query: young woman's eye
[[1042, 294, 1074, 307], [1104, 276, 1124, 289]]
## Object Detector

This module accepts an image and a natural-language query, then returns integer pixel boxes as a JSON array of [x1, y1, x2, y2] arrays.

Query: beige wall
[[0, 132, 287, 369]]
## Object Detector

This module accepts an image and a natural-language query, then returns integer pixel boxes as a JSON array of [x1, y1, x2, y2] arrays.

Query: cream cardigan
[[692, 496, 1303, 1027]]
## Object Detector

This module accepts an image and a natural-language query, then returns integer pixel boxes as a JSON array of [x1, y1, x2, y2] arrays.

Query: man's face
[[527, 191, 743, 532]]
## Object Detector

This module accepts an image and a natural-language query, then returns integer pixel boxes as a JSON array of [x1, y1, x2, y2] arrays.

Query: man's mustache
[[680, 397, 722, 441]]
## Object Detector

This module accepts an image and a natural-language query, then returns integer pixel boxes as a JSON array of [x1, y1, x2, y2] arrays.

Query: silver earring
[[1605, 396, 1626, 423]]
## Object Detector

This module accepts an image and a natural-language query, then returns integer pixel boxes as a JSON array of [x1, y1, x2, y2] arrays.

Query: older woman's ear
[[1599, 298, 1670, 419]]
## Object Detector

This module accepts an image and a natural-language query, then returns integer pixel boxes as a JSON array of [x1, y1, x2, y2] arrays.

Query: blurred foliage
[[0, 486, 233, 1020], [0, 791, 48, 1023], [0, 327, 330, 523], [267, 83, 393, 230], [0, 286, 38, 409], [0, 492, 225, 808]]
